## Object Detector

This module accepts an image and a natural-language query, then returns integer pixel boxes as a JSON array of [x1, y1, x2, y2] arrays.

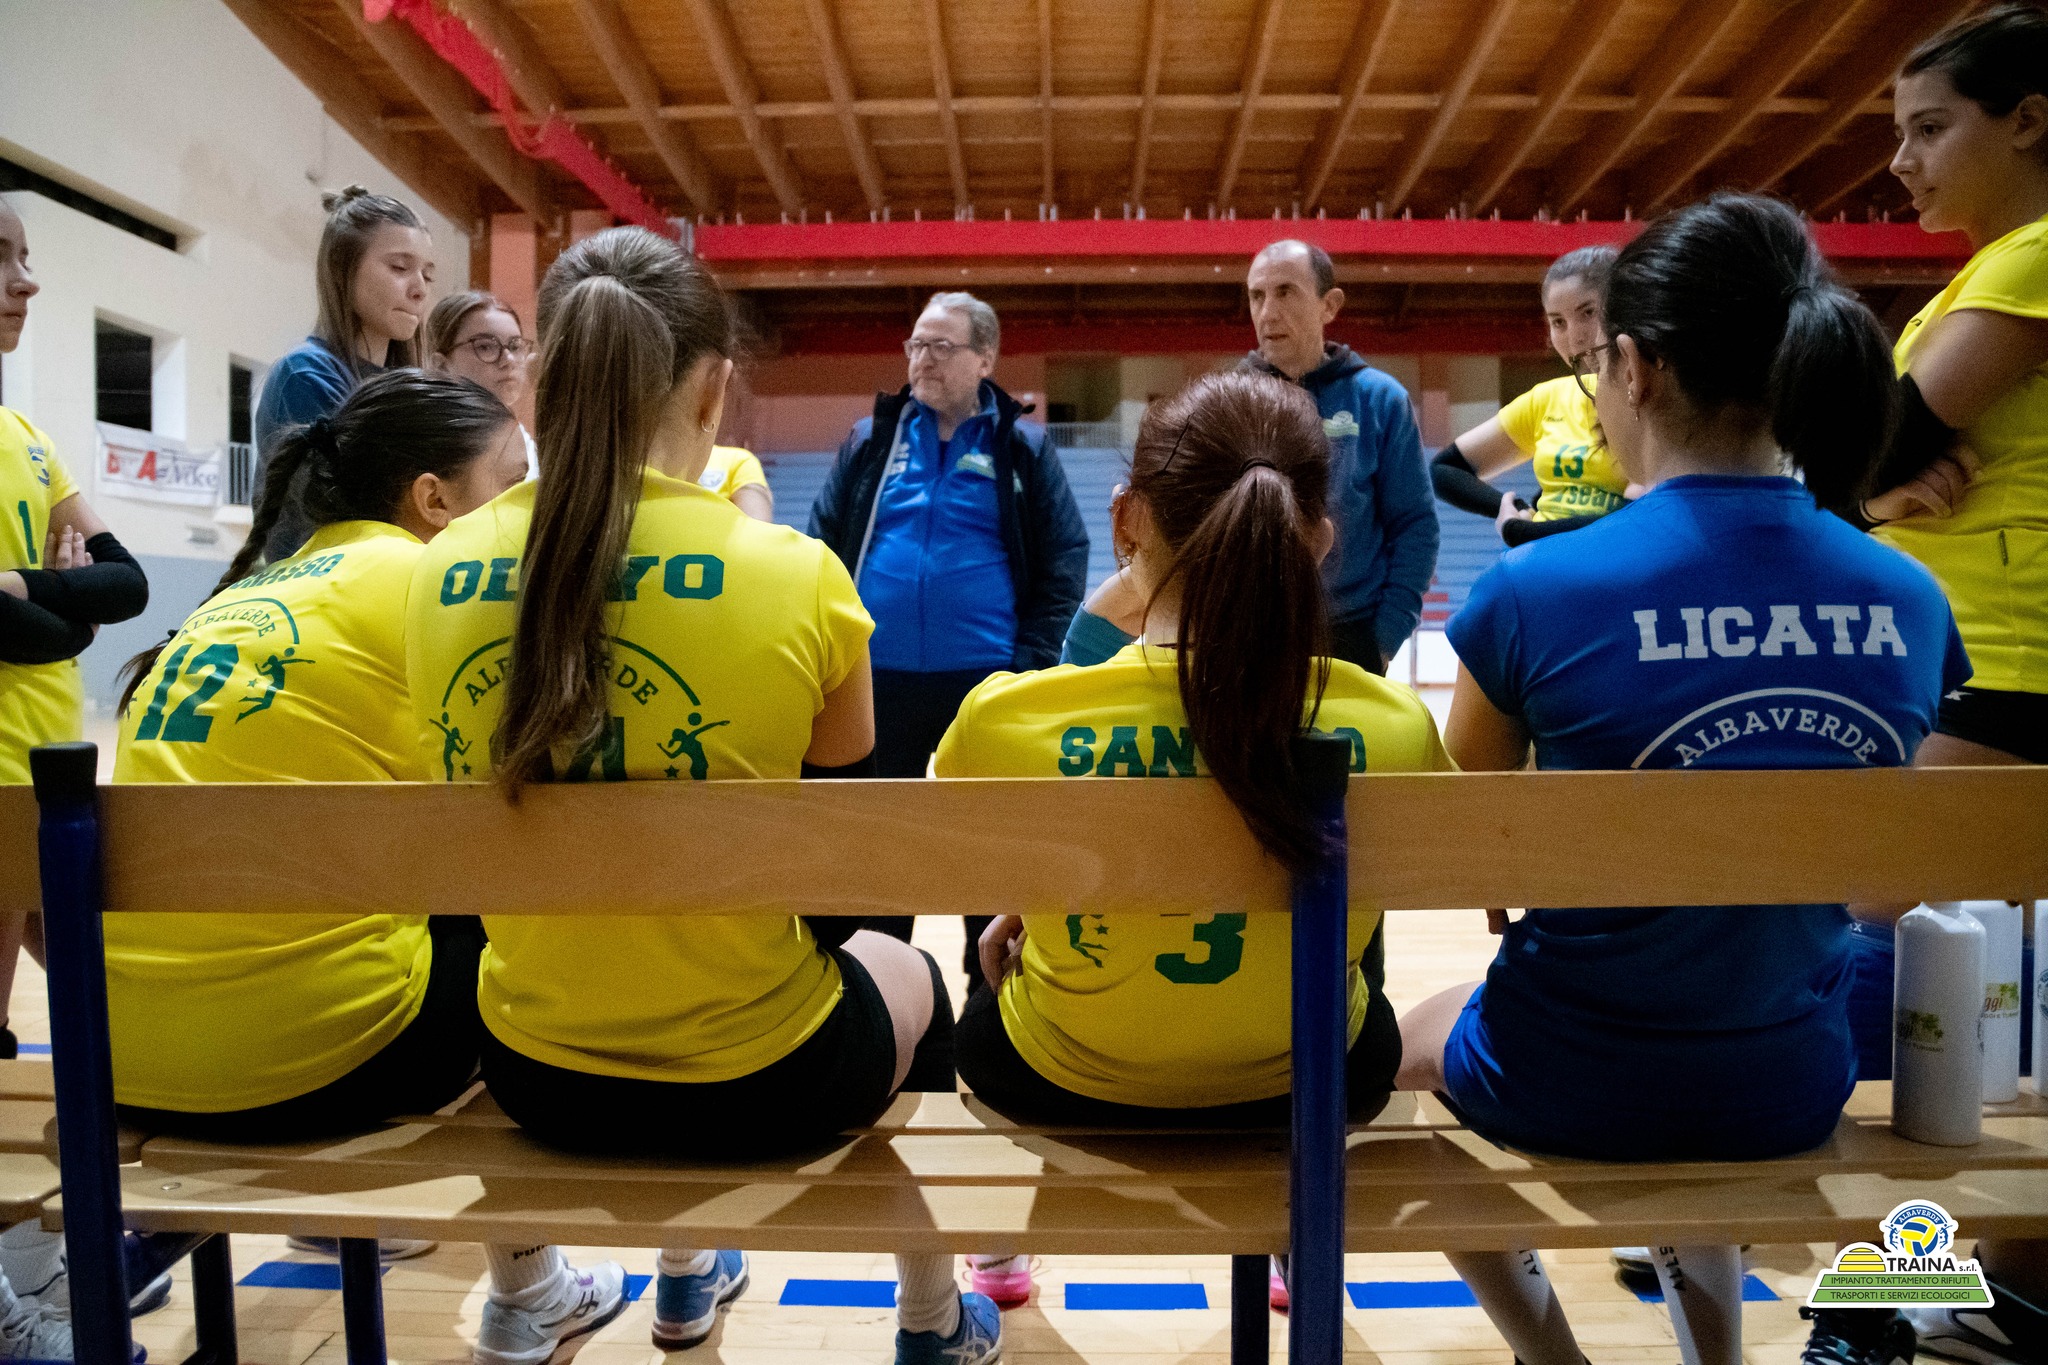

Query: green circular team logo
[[1806, 1201, 1994, 1307], [435, 635, 727, 782]]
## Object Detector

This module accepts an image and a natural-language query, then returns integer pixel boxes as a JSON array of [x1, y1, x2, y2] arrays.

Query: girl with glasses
[[424, 290, 537, 480]]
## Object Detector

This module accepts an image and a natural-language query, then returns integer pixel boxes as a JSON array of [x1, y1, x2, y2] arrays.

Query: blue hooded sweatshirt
[[1245, 343, 1439, 661]]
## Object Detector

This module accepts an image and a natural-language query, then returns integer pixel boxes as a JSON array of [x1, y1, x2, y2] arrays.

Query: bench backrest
[[4, 766, 2044, 916]]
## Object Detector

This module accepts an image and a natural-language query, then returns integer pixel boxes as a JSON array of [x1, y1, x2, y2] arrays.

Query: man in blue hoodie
[[1242, 240, 1438, 673]]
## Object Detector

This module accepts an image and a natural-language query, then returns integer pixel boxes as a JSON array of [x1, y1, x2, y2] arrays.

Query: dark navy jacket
[[1244, 343, 1439, 660], [810, 381, 1089, 672]]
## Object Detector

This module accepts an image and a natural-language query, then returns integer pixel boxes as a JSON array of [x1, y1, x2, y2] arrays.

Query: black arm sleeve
[[800, 751, 878, 948], [18, 532, 149, 625], [1869, 374, 1958, 501], [1431, 443, 1521, 518], [1500, 512, 1605, 547], [0, 591, 95, 665]]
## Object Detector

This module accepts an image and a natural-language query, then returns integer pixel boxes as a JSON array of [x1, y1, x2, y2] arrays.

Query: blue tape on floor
[[1633, 1274, 1779, 1305], [624, 1273, 650, 1303], [780, 1279, 898, 1307], [16, 1044, 48, 1056], [1065, 1282, 1208, 1310], [1346, 1280, 1479, 1309], [239, 1260, 386, 1290]]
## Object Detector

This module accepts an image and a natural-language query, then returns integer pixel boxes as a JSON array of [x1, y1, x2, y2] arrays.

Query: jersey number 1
[[14, 502, 34, 564]]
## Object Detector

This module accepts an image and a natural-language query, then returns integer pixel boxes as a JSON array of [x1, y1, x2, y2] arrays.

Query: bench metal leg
[[32, 743, 137, 1365], [1231, 1254, 1270, 1364], [184, 1234, 237, 1365], [1288, 734, 1352, 1365], [340, 1238, 388, 1365]]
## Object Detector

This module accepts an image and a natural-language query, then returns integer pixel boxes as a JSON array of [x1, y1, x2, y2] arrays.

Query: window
[[95, 319, 153, 430], [227, 362, 256, 505]]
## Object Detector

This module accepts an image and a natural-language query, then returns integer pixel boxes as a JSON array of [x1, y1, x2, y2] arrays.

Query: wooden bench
[[8, 746, 2048, 1365]]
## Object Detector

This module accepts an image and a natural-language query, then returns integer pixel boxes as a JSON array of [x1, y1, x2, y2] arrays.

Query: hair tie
[[1783, 282, 1818, 305], [1240, 458, 1278, 476], [304, 416, 340, 454]]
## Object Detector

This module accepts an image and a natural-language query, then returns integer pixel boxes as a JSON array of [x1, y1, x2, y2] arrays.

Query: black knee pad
[[900, 947, 958, 1092]]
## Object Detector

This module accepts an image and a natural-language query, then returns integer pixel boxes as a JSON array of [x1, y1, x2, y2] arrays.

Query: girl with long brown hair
[[252, 186, 433, 561], [945, 370, 1452, 1295], [407, 226, 996, 1365]]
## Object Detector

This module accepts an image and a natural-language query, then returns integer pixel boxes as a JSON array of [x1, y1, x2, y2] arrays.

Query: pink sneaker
[[1269, 1257, 1289, 1313], [967, 1256, 1033, 1309]]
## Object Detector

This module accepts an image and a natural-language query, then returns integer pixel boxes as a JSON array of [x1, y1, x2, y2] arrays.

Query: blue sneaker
[[651, 1250, 749, 1350], [896, 1291, 1002, 1365]]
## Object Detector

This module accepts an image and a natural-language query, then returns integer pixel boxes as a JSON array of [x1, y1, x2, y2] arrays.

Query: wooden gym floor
[[34, 705, 1877, 1363]]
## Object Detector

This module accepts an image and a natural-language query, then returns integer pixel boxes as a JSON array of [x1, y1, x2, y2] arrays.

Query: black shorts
[[482, 947, 952, 1161], [1935, 685, 2048, 764], [118, 916, 487, 1144], [955, 979, 1401, 1128]]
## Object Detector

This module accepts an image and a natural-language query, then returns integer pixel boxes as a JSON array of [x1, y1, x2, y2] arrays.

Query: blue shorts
[[1441, 981, 1854, 1162]]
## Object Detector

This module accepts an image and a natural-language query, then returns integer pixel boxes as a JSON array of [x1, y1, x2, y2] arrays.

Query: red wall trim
[[771, 313, 1550, 357], [696, 217, 1967, 264]]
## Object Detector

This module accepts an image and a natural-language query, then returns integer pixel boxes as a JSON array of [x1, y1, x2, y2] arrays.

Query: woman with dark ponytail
[[945, 369, 1449, 1122], [408, 227, 993, 1365], [1395, 194, 1966, 1365], [105, 370, 524, 1254]]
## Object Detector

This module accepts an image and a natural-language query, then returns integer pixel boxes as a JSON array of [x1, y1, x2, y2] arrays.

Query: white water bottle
[[1892, 903, 1985, 1146], [1963, 901, 2023, 1103], [2034, 901, 2047, 1097]]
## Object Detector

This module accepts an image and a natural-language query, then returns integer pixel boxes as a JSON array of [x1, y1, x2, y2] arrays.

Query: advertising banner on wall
[[97, 422, 220, 506]]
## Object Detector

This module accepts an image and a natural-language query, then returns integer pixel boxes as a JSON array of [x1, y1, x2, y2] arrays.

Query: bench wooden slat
[[0, 1153, 62, 1226], [100, 1161, 2048, 1255], [7, 767, 2046, 918]]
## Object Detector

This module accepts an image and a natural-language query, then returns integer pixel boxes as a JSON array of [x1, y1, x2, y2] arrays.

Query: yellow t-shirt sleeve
[[726, 451, 768, 494], [42, 436, 78, 508], [1494, 384, 1546, 457], [931, 681, 988, 777], [1950, 225, 2048, 321], [813, 542, 875, 695]]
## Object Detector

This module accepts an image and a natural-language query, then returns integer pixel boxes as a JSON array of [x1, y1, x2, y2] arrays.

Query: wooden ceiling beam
[[1383, 0, 1516, 214], [679, 0, 805, 214], [384, 89, 1887, 134], [335, 0, 547, 220], [1638, 0, 1867, 212], [1037, 0, 1055, 206], [918, 0, 970, 211], [1214, 0, 1289, 206], [1791, 132, 1907, 217], [1300, 0, 1401, 210], [1549, 0, 1748, 217], [1465, 0, 1626, 216], [1128, 0, 1169, 202], [800, 0, 886, 213], [446, 0, 566, 120], [221, 0, 480, 227], [571, 0, 719, 214], [1716, 0, 1975, 194]]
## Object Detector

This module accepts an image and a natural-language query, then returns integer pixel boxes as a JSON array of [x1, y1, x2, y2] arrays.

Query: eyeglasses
[[451, 334, 531, 365], [904, 338, 973, 362], [1570, 342, 1615, 400]]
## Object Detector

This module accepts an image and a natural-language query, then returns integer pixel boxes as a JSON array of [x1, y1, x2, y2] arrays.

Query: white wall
[[0, 0, 470, 704]]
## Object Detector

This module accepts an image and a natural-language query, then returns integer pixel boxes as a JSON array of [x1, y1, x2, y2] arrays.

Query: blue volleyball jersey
[[1443, 474, 1969, 1159]]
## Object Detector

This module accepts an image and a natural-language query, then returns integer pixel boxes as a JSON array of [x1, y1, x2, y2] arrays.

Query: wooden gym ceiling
[[225, 0, 1976, 233]]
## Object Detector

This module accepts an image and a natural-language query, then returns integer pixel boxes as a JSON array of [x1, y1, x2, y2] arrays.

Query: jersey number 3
[[1153, 912, 1247, 984]]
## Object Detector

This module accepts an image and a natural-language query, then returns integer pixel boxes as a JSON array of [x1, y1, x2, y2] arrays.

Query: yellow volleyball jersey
[[107, 520, 434, 1111], [1496, 376, 1629, 520], [934, 644, 1454, 1108], [0, 408, 84, 784], [407, 470, 873, 1083], [1880, 213, 2048, 694], [697, 445, 768, 502]]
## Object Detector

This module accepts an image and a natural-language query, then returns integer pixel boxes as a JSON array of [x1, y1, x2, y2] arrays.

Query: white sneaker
[[474, 1261, 628, 1365], [286, 1235, 437, 1261], [0, 1296, 73, 1361], [1907, 1304, 2041, 1365]]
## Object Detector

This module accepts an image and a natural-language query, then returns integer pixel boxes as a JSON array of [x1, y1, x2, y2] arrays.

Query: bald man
[[1243, 239, 1438, 674]]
